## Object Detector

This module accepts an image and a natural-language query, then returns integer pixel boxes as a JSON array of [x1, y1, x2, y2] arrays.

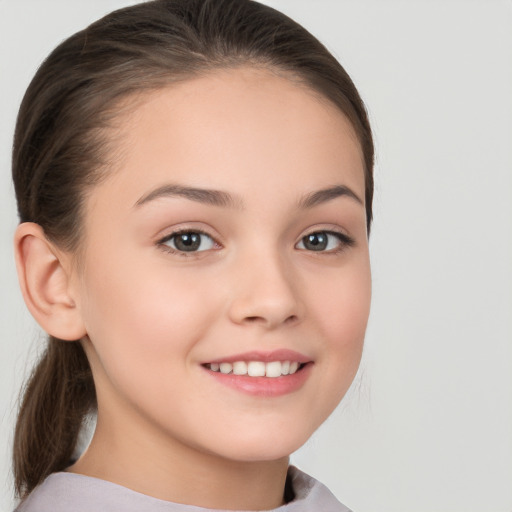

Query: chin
[[201, 427, 312, 463]]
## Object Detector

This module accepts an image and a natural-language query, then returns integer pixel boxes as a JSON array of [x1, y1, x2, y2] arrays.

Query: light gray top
[[15, 466, 352, 512]]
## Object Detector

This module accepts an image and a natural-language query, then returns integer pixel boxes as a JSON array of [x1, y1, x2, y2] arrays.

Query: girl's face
[[73, 67, 371, 465]]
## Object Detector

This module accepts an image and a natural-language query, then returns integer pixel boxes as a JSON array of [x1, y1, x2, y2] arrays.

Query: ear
[[14, 222, 87, 341]]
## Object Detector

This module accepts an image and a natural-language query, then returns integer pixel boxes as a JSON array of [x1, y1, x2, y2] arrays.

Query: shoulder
[[14, 468, 353, 512], [13, 472, 185, 512], [285, 466, 353, 512], [14, 472, 120, 512]]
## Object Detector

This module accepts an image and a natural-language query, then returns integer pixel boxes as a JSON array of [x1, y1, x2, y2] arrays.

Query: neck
[[68, 412, 290, 510]]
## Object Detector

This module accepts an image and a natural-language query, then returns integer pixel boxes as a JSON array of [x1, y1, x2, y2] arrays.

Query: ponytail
[[13, 337, 96, 498]]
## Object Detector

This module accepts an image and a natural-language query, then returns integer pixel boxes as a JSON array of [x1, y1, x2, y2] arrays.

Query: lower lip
[[203, 363, 313, 397]]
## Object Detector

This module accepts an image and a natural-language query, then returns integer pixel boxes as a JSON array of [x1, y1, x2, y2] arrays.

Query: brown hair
[[12, 0, 374, 499]]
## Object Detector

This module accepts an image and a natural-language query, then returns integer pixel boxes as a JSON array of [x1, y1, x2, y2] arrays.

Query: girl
[[11, 0, 373, 510]]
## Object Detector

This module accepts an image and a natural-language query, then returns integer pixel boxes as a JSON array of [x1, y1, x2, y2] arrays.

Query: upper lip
[[203, 349, 312, 365]]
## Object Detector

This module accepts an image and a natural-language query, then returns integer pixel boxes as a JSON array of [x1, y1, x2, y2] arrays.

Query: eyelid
[[156, 226, 222, 257], [154, 221, 223, 244], [154, 223, 355, 257], [299, 224, 355, 242], [295, 228, 355, 253]]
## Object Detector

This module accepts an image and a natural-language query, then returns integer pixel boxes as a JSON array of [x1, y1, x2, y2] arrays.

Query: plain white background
[[1, 1, 511, 511]]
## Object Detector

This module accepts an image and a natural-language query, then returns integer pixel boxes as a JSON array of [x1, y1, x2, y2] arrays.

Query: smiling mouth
[[203, 361, 307, 378]]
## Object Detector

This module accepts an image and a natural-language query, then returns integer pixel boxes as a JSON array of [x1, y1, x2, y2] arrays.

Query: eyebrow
[[134, 184, 243, 209], [134, 183, 363, 210], [297, 185, 363, 209]]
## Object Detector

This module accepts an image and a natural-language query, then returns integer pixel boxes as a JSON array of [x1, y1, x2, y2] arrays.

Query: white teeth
[[219, 362, 232, 374], [265, 361, 282, 378], [247, 361, 266, 377], [208, 360, 303, 377], [233, 361, 248, 375]]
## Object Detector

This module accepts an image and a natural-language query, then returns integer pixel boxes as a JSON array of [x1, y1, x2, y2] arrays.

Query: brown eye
[[296, 231, 355, 252], [161, 231, 215, 253], [301, 232, 329, 251]]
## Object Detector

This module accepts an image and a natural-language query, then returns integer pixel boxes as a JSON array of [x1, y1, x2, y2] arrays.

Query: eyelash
[[156, 228, 355, 257], [297, 230, 355, 255], [157, 228, 219, 257]]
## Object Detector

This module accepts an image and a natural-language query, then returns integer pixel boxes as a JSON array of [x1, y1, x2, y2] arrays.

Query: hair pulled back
[[12, 0, 374, 498]]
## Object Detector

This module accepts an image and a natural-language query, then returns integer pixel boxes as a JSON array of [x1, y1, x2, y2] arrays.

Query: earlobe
[[14, 222, 87, 341]]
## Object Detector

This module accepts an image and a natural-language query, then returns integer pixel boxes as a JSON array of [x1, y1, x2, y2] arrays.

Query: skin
[[22, 67, 371, 509]]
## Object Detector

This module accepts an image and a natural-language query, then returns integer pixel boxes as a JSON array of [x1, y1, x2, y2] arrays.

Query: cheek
[[315, 256, 370, 327], [78, 259, 225, 427], [307, 257, 371, 369], [79, 253, 220, 374], [289, 258, 371, 436]]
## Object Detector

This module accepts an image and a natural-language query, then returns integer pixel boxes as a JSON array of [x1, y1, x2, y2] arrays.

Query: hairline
[[65, 62, 369, 271]]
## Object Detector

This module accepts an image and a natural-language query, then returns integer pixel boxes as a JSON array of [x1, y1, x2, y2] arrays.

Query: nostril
[[243, 314, 298, 325]]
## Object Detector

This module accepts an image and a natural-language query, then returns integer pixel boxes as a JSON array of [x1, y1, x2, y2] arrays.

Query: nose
[[227, 248, 303, 329]]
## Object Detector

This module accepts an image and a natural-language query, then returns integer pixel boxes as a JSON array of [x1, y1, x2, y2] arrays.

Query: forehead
[[92, 67, 365, 209]]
